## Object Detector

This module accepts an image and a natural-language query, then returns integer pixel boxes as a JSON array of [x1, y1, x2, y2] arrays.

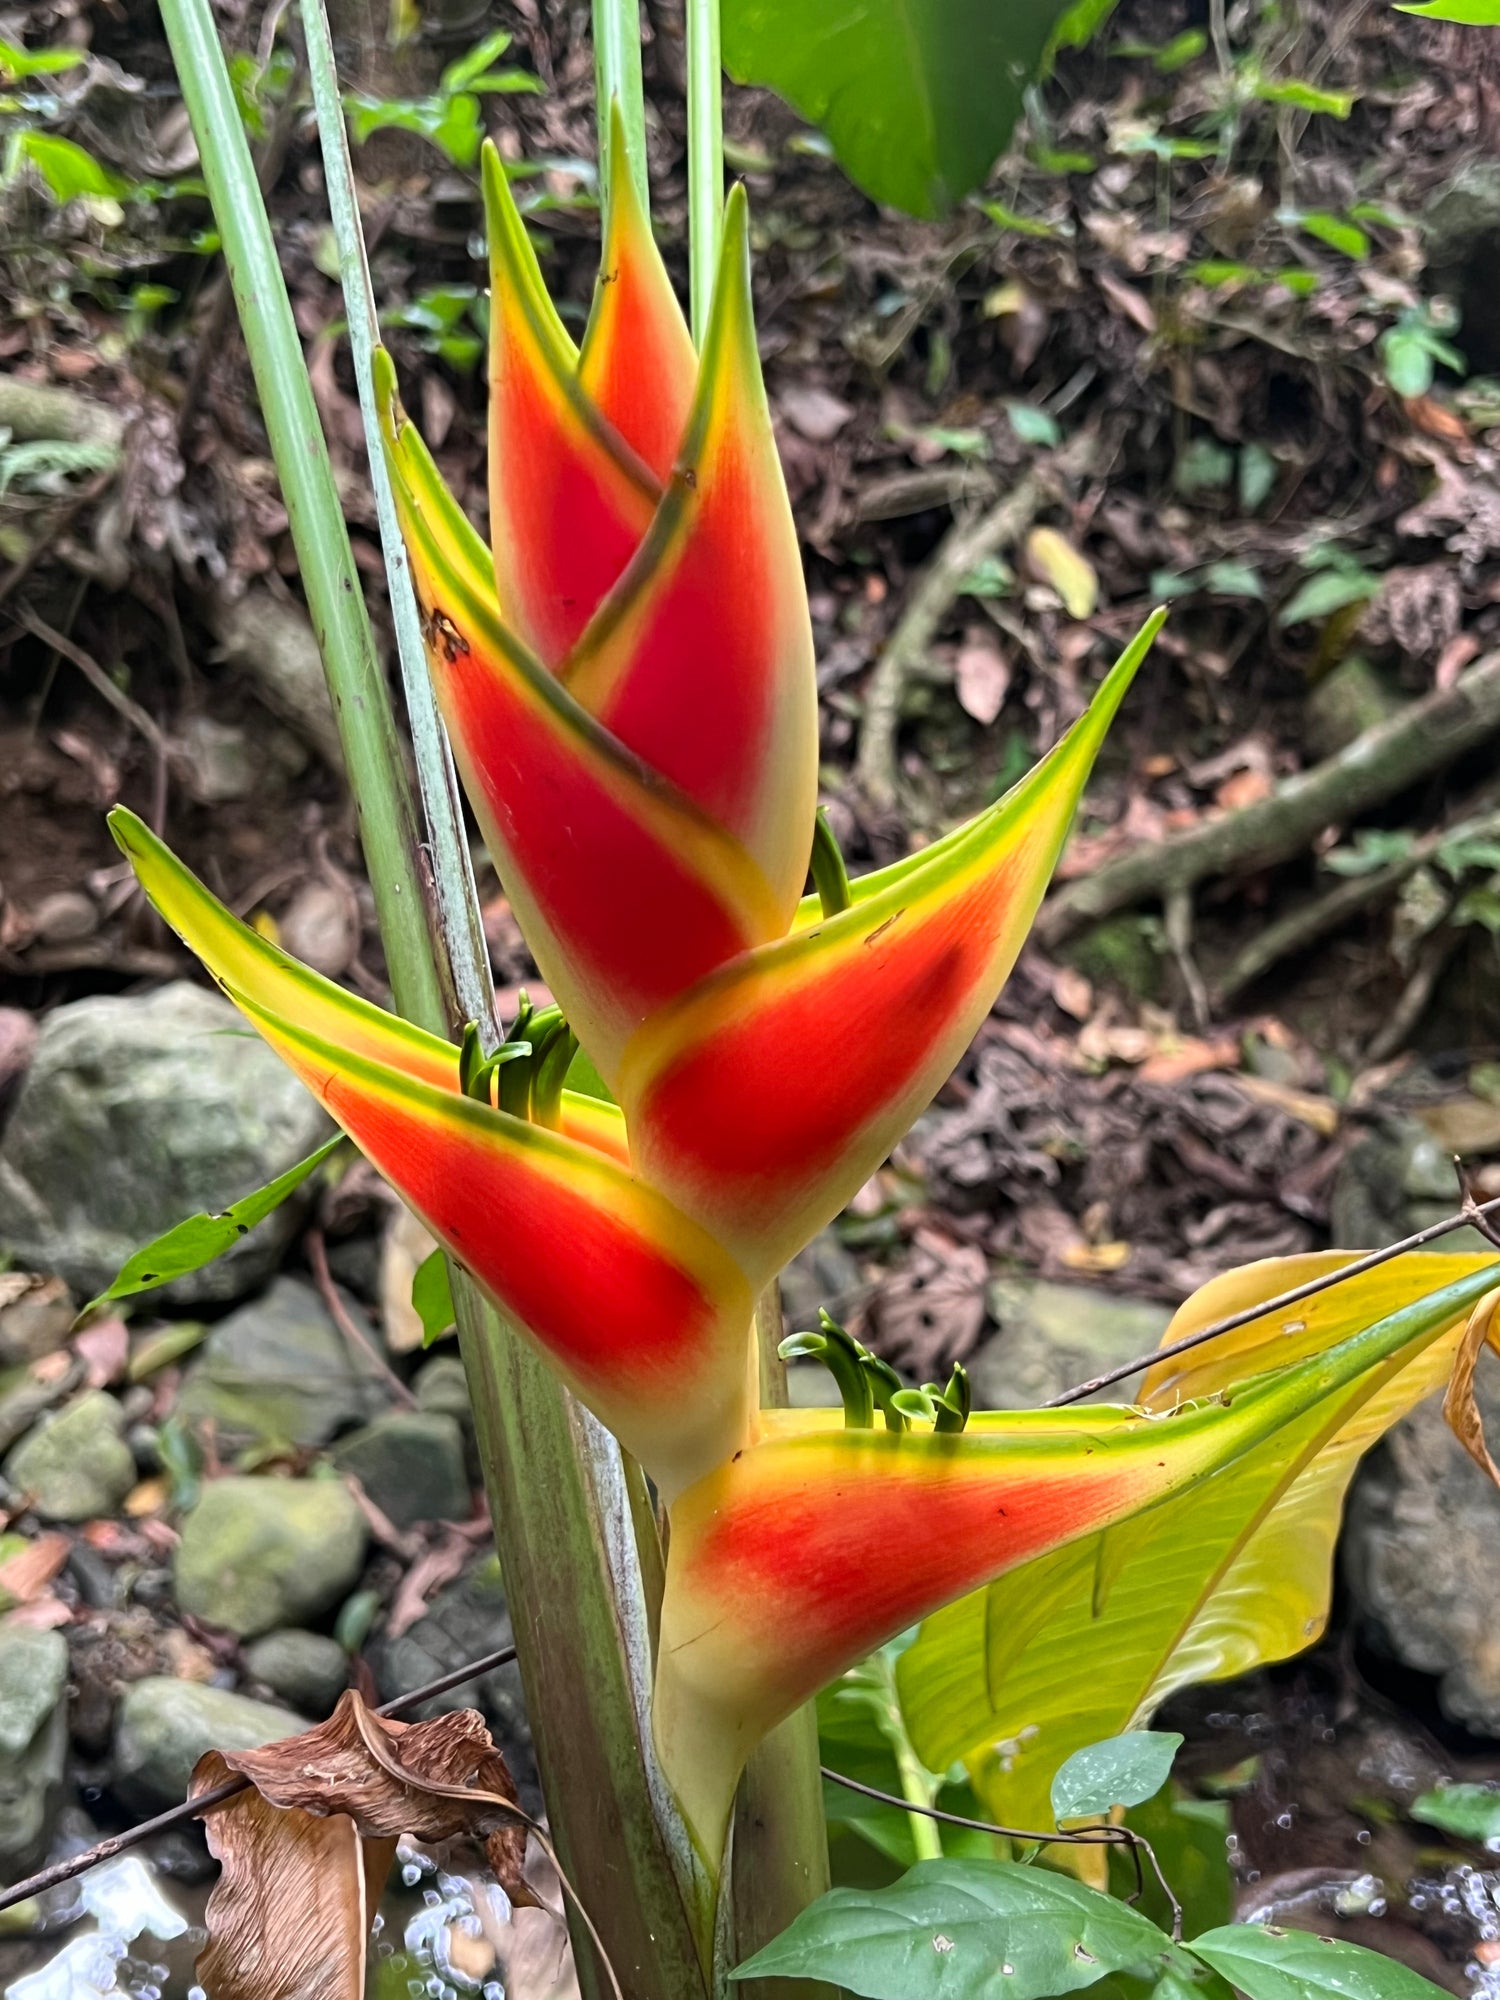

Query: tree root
[[1038, 649, 1500, 950]]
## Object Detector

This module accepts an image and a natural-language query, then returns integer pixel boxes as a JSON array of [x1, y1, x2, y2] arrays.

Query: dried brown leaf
[[212, 1689, 536, 1909], [194, 1749, 394, 2000], [1442, 1287, 1500, 1489], [0, 1531, 70, 1605]]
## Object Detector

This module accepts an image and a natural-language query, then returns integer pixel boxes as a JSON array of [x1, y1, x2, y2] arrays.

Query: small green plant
[[343, 28, 541, 169], [1380, 302, 1466, 399]]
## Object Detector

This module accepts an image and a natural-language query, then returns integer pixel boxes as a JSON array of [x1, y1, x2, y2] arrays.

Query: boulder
[[331, 1412, 470, 1529], [243, 1629, 349, 1717], [0, 1273, 73, 1368], [1345, 1377, 1500, 1736], [969, 1277, 1174, 1409], [0, 983, 329, 1305], [366, 1554, 530, 1787], [0, 1626, 68, 1871], [4, 1391, 136, 1521], [176, 1275, 388, 1451], [113, 1677, 302, 1810], [175, 1475, 367, 1637]]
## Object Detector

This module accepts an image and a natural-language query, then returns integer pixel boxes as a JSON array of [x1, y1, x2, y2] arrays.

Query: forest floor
[[4, 0, 1500, 1994]]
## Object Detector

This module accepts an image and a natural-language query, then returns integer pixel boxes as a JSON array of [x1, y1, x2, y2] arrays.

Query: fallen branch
[[1038, 649, 1500, 949], [856, 458, 1070, 807], [0, 377, 123, 453], [1216, 799, 1500, 1003]]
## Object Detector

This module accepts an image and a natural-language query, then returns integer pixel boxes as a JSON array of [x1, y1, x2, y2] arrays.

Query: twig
[[821, 1767, 1182, 1939], [1216, 801, 1500, 1004], [856, 459, 1066, 808], [1365, 926, 1464, 1065], [1038, 650, 1500, 949], [1043, 1190, 1500, 1408], [13, 605, 171, 764], [305, 1225, 419, 1409], [0, 1642, 520, 1914]]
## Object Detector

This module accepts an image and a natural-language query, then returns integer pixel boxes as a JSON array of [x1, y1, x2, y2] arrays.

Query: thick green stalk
[[726, 1292, 834, 2000], [592, 0, 649, 212], [685, 0, 724, 342], [169, 2, 716, 1988], [158, 0, 447, 1039]]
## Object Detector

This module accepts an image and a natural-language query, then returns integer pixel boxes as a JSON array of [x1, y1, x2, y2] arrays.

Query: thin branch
[[305, 1225, 418, 1410], [821, 1767, 1182, 1940], [0, 1643, 520, 1915], [1044, 1191, 1500, 1408]]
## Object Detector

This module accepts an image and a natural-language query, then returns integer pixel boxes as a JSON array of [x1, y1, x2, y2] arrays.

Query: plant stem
[[157, 0, 447, 1041], [685, 0, 724, 343], [170, 2, 715, 1987], [592, 0, 649, 213]]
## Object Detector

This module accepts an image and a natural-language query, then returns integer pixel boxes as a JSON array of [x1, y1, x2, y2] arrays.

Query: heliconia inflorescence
[[107, 128, 1498, 1867]]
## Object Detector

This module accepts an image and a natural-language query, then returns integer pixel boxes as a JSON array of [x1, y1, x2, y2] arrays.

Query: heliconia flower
[[381, 146, 818, 1082], [107, 811, 756, 1505], [651, 1257, 1500, 1861]]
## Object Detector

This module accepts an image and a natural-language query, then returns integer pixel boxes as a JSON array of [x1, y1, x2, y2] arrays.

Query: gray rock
[[413, 1354, 480, 1480], [1425, 160, 1500, 265], [0, 1360, 76, 1456], [1305, 657, 1404, 760], [113, 1677, 302, 1810], [1331, 1118, 1491, 1256], [779, 1227, 865, 1334], [175, 1475, 367, 1637], [176, 1276, 389, 1451], [4, 1391, 136, 1521], [969, 1278, 1174, 1409], [367, 1555, 530, 1781], [243, 1629, 349, 1717], [0, 983, 329, 1305], [0, 1626, 68, 1871], [1345, 1377, 1500, 1734], [331, 1412, 470, 1529]]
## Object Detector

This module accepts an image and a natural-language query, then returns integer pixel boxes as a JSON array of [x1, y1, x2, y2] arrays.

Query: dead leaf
[[1137, 1037, 1239, 1085], [73, 1315, 129, 1389], [0, 1531, 70, 1606], [853, 1227, 987, 1375], [2, 1596, 71, 1630], [196, 1750, 394, 2000], [1025, 527, 1099, 619], [388, 1530, 472, 1637], [1051, 966, 1094, 1021], [1061, 1241, 1132, 1273], [1095, 269, 1158, 333], [1215, 766, 1274, 812], [777, 384, 855, 443], [1442, 1287, 1500, 1488], [1418, 1096, 1500, 1155], [199, 1690, 537, 1912], [954, 631, 1010, 725], [1233, 1073, 1340, 1138]]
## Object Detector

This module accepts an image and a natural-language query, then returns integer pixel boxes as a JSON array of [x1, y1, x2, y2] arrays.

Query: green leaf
[[1277, 569, 1380, 626], [11, 132, 130, 201], [721, 0, 1084, 218], [1409, 1782, 1500, 1845], [1380, 325, 1439, 398], [1174, 438, 1236, 495], [1254, 79, 1354, 116], [731, 1859, 1173, 1998], [1187, 1927, 1451, 2000], [1007, 401, 1063, 447], [1203, 559, 1265, 600], [1292, 211, 1370, 259], [1238, 445, 1277, 514], [1398, 0, 1500, 20], [897, 1256, 1499, 1840], [85, 1135, 342, 1310], [412, 1246, 457, 1347], [0, 38, 84, 80], [1051, 1732, 1183, 1821], [1323, 829, 1416, 876], [440, 28, 517, 91]]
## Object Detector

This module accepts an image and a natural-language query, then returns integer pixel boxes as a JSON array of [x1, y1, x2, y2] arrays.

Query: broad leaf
[[1409, 1782, 1500, 1845], [86, 1135, 343, 1311], [1051, 1732, 1182, 1822], [731, 1858, 1173, 1998], [411, 1247, 456, 1347], [1187, 1927, 1450, 2000], [897, 1253, 1498, 1835], [721, 0, 1082, 218], [1397, 0, 1500, 20]]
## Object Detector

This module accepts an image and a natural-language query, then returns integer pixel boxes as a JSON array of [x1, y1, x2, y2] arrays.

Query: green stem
[[158, 0, 446, 1040], [685, 0, 724, 343], [592, 0, 649, 213], [894, 1743, 945, 1864]]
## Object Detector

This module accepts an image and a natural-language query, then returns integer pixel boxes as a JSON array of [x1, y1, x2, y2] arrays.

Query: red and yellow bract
[[109, 141, 1495, 1873]]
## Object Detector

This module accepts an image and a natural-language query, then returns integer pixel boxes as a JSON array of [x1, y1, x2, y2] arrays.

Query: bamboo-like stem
[[163, 1, 714, 1989], [158, 0, 448, 1039], [685, 0, 724, 343], [592, 0, 649, 212]]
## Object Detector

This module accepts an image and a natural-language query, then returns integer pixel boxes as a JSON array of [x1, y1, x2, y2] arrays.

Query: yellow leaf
[[1027, 526, 1098, 619]]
